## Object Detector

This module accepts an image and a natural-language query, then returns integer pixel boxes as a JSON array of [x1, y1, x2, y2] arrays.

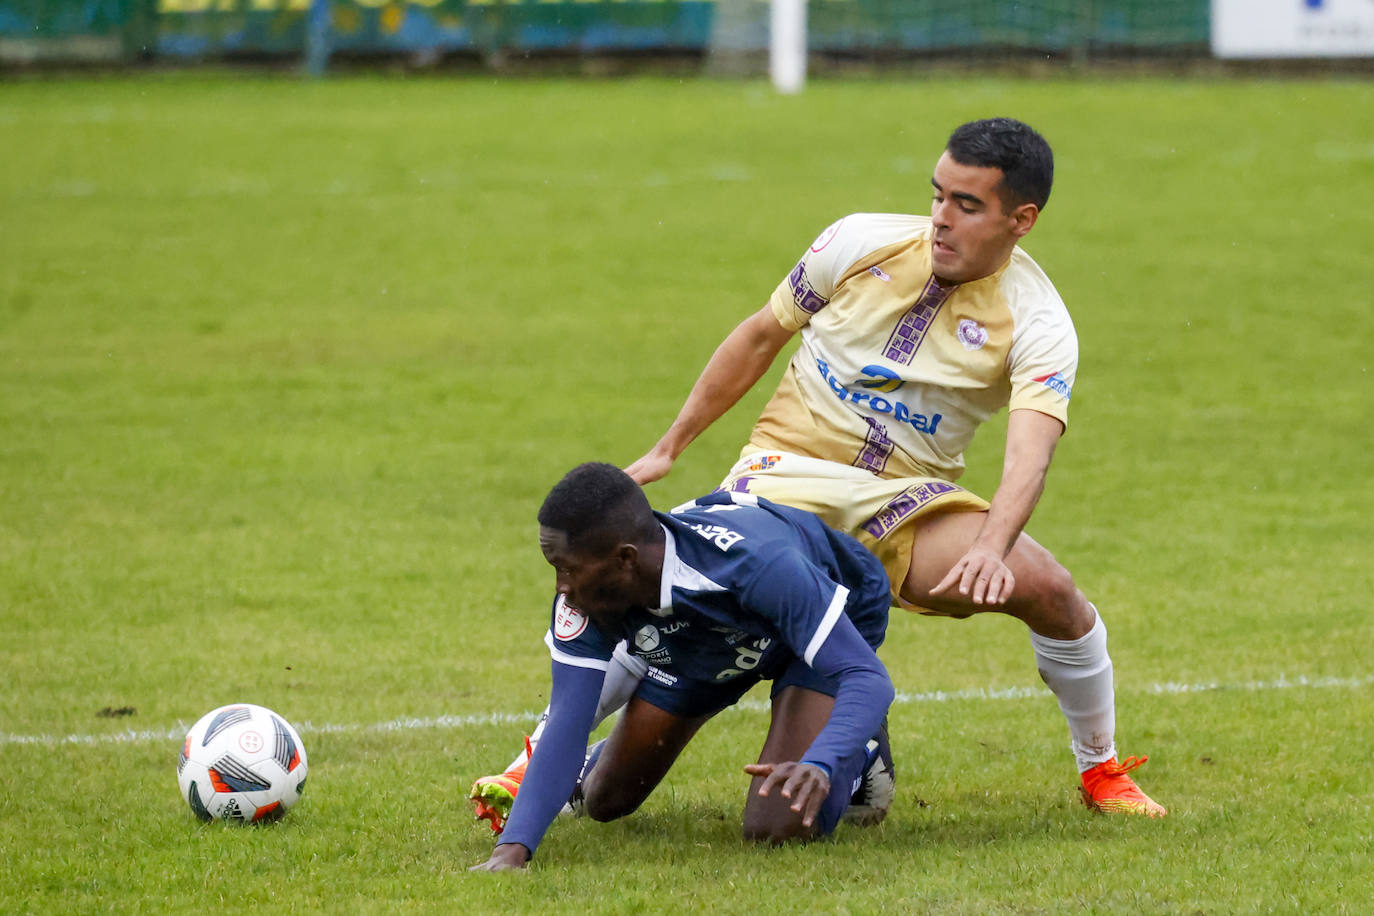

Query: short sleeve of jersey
[[543, 595, 615, 671], [1003, 253, 1079, 428], [767, 214, 929, 332]]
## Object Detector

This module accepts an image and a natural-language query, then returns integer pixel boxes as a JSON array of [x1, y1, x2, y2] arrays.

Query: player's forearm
[[976, 409, 1061, 557], [801, 665, 893, 775], [801, 622, 894, 774], [976, 465, 1047, 557], [497, 662, 603, 855], [649, 307, 791, 461]]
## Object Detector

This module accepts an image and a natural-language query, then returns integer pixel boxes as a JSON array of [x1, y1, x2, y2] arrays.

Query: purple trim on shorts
[[789, 260, 829, 315], [861, 481, 963, 540], [883, 276, 954, 365], [852, 417, 893, 474]]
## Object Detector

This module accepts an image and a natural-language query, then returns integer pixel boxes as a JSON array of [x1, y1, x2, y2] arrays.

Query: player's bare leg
[[743, 686, 892, 842], [743, 686, 834, 843], [579, 697, 710, 822], [901, 509, 1092, 634], [901, 509, 1166, 817]]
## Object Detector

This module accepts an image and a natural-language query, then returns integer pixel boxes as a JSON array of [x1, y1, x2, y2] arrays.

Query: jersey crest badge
[[957, 318, 988, 351], [810, 218, 843, 252], [553, 599, 589, 641]]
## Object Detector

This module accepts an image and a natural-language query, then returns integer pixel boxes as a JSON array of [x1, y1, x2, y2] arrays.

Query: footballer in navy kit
[[471, 462, 895, 871]]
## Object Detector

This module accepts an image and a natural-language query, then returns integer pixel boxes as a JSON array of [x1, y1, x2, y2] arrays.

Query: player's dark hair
[[538, 462, 658, 554], [946, 118, 1054, 212]]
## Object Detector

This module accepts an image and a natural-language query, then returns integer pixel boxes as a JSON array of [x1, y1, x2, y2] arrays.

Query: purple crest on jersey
[[789, 260, 829, 315], [957, 318, 988, 350], [883, 276, 954, 365], [861, 481, 963, 540]]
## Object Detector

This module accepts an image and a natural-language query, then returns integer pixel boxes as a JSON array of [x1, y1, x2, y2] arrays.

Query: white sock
[[1028, 608, 1117, 773], [505, 640, 647, 770]]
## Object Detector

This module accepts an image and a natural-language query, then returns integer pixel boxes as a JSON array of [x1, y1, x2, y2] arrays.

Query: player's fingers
[[769, 769, 802, 796], [777, 767, 805, 799], [755, 765, 797, 799], [793, 776, 829, 825], [744, 762, 776, 795], [780, 768, 810, 805], [990, 567, 1015, 605], [625, 452, 670, 485], [799, 788, 825, 827], [961, 562, 984, 601], [977, 564, 1005, 604], [969, 571, 987, 604], [929, 561, 965, 596]]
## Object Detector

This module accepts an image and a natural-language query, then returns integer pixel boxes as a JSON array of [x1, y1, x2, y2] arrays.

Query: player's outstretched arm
[[625, 305, 793, 485], [930, 408, 1062, 606], [470, 660, 603, 870]]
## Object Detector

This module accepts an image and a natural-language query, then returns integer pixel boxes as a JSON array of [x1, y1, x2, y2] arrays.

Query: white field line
[[3, 673, 1371, 749]]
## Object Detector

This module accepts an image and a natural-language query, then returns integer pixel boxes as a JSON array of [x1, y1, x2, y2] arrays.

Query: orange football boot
[[469, 738, 533, 835], [1079, 755, 1167, 817]]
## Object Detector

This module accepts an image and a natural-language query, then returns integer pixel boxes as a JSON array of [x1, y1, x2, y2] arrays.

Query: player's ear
[[1009, 202, 1039, 238], [616, 543, 638, 570]]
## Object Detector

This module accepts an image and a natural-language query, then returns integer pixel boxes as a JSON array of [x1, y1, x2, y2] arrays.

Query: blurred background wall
[[0, 0, 1369, 70]]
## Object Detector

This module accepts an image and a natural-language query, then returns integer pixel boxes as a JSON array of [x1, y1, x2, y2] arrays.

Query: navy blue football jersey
[[543, 490, 890, 688]]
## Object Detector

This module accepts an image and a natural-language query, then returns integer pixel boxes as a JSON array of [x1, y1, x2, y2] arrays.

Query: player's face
[[539, 526, 637, 627], [929, 151, 1038, 285]]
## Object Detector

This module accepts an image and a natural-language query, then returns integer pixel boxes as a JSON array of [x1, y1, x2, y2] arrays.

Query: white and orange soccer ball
[[177, 704, 308, 823]]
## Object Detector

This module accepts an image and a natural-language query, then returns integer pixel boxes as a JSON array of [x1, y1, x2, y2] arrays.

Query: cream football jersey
[[749, 213, 1077, 482]]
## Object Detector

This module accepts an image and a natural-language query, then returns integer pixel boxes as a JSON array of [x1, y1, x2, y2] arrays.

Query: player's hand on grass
[[624, 447, 675, 485], [469, 843, 531, 872], [744, 761, 831, 828], [930, 545, 1015, 606]]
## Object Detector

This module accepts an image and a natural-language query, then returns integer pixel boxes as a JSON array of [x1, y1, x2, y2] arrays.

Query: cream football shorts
[[719, 449, 988, 610]]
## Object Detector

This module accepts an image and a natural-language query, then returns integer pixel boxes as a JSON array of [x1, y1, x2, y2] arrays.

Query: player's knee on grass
[[581, 773, 651, 823], [740, 809, 820, 845], [740, 788, 822, 845]]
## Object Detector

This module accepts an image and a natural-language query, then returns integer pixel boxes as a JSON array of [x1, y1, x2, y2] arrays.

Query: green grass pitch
[[1, 73, 1372, 913]]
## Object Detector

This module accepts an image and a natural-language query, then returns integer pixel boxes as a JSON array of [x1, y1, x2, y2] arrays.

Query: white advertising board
[[1213, 0, 1374, 57]]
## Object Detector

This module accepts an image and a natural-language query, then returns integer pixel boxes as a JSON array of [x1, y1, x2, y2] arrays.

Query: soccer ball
[[177, 703, 308, 823]]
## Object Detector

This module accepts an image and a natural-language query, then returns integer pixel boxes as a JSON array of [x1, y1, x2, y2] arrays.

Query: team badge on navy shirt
[[553, 599, 588, 641]]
